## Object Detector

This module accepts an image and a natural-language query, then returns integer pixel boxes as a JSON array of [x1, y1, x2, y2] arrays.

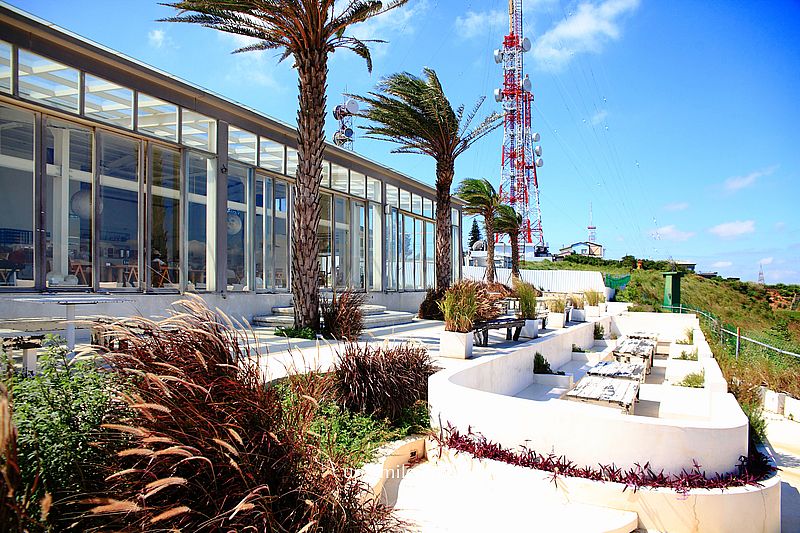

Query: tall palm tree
[[351, 69, 502, 289], [456, 178, 502, 284], [162, 0, 408, 330], [494, 204, 523, 278]]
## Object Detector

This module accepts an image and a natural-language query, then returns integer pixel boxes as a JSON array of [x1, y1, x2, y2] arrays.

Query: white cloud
[[346, 0, 429, 58], [708, 220, 755, 239], [148, 29, 168, 49], [533, 0, 640, 71], [722, 165, 777, 193], [775, 221, 786, 231], [712, 261, 732, 268], [650, 225, 694, 242], [455, 10, 507, 40], [759, 257, 774, 265], [663, 202, 689, 212], [590, 109, 608, 125]]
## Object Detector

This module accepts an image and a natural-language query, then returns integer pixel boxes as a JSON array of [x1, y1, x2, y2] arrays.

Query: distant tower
[[758, 264, 765, 285], [588, 203, 596, 243], [332, 97, 358, 150], [493, 0, 546, 256]]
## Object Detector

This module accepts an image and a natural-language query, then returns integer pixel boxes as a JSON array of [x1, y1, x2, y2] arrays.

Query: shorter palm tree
[[456, 178, 501, 283], [495, 204, 524, 278]]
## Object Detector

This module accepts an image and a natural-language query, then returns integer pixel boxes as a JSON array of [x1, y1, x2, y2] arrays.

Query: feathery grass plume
[[85, 295, 399, 532], [513, 279, 538, 320], [321, 287, 367, 341], [584, 289, 602, 307]]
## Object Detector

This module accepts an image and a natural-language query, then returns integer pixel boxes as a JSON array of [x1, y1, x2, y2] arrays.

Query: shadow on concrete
[[781, 481, 800, 533]]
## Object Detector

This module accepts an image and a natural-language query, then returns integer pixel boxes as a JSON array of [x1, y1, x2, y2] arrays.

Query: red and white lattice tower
[[493, 0, 547, 255]]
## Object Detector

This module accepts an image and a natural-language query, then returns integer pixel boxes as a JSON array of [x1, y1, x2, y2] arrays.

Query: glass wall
[[368, 202, 382, 291], [0, 41, 11, 93], [403, 214, 414, 290], [425, 221, 435, 288], [352, 201, 366, 289], [84, 74, 133, 130], [17, 50, 79, 113], [226, 163, 249, 291], [138, 94, 178, 142], [334, 196, 350, 287], [97, 132, 140, 289], [182, 111, 216, 153], [45, 119, 93, 288], [414, 218, 423, 289], [149, 145, 181, 289], [186, 151, 213, 291], [331, 163, 348, 193], [273, 180, 289, 289], [387, 208, 398, 291], [0, 106, 35, 287], [350, 172, 366, 198], [319, 193, 332, 288]]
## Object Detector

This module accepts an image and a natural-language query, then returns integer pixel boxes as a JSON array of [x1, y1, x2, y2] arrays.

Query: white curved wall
[[429, 317, 749, 476]]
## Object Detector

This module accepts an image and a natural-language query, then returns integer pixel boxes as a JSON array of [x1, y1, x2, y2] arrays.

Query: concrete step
[[253, 310, 415, 330], [270, 304, 388, 317]]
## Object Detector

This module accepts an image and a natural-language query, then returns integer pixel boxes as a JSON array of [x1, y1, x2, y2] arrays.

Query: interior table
[[13, 295, 131, 351]]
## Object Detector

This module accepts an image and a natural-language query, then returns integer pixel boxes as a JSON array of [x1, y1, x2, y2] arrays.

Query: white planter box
[[533, 372, 573, 388], [440, 331, 473, 359], [520, 319, 539, 339], [548, 311, 565, 329], [586, 305, 600, 318], [784, 396, 800, 422], [763, 389, 786, 415], [571, 309, 586, 322]]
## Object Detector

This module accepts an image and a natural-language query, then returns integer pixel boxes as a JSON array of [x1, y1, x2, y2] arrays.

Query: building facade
[[0, 4, 462, 319]]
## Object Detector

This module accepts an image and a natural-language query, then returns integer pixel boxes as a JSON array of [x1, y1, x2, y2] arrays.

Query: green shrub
[[594, 323, 605, 340], [676, 371, 705, 388], [548, 298, 566, 313], [439, 281, 479, 332], [275, 326, 317, 340], [571, 344, 586, 353], [321, 287, 366, 341], [676, 327, 694, 345], [418, 288, 445, 320], [741, 402, 767, 444], [676, 348, 698, 361], [8, 336, 129, 525], [514, 280, 538, 320], [534, 352, 554, 374]]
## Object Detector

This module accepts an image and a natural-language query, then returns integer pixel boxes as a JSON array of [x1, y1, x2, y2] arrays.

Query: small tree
[[456, 179, 501, 283], [494, 204, 523, 277], [468, 219, 482, 250]]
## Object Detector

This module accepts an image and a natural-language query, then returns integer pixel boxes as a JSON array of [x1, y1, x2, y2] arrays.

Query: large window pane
[[149, 146, 181, 289], [228, 126, 256, 165], [412, 193, 422, 215], [423, 198, 433, 219], [331, 163, 348, 193], [403, 215, 414, 289], [18, 50, 79, 113], [414, 218, 423, 289], [319, 193, 332, 288], [425, 221, 435, 288], [255, 178, 265, 290], [350, 172, 366, 198], [0, 106, 35, 288], [367, 177, 381, 202], [138, 93, 178, 141], [84, 74, 133, 129], [334, 196, 350, 287], [286, 147, 298, 177], [259, 138, 284, 173], [352, 200, 365, 289], [386, 208, 398, 291], [321, 160, 330, 188], [45, 120, 93, 288], [274, 180, 289, 289], [451, 224, 461, 283], [368, 202, 382, 291], [262, 177, 274, 289], [182, 110, 216, 153], [386, 184, 399, 208], [226, 163, 249, 291], [0, 41, 10, 93], [186, 151, 214, 291], [98, 132, 140, 289], [400, 189, 411, 212]]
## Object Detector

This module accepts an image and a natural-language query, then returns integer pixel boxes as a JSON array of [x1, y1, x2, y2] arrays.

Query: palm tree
[[162, 0, 408, 330], [351, 69, 501, 289], [456, 178, 502, 284], [494, 204, 523, 278]]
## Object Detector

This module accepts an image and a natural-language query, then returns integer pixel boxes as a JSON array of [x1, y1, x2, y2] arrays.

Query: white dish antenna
[[522, 75, 532, 93], [345, 99, 359, 114], [494, 49, 503, 64], [521, 37, 531, 52], [532, 132, 541, 142], [536, 158, 544, 168], [494, 88, 503, 102], [534, 145, 542, 156]]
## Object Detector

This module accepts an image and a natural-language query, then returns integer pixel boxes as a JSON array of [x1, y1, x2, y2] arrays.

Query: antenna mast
[[494, 0, 547, 256], [588, 202, 596, 243]]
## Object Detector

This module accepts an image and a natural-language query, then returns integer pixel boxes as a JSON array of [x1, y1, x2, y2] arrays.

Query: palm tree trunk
[[510, 234, 520, 278], [485, 216, 495, 284], [292, 49, 326, 330], [435, 158, 454, 290]]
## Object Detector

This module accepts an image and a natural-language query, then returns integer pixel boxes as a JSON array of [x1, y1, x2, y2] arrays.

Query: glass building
[[0, 5, 462, 307]]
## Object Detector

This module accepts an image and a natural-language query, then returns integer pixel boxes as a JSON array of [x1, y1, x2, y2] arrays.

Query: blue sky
[[10, 0, 800, 283]]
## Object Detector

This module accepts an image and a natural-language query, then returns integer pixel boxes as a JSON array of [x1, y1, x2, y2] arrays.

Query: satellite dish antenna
[[536, 158, 544, 168], [493, 49, 503, 64], [532, 132, 541, 142], [345, 99, 359, 114], [494, 88, 503, 102], [522, 76, 532, 93], [343, 127, 354, 139], [521, 37, 531, 52], [534, 145, 542, 156]]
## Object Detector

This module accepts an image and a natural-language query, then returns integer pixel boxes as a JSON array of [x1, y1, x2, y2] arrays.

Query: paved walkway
[[765, 412, 800, 532]]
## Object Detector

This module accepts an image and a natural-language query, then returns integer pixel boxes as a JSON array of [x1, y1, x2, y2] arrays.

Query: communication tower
[[588, 203, 597, 243], [493, 0, 547, 256], [332, 97, 358, 150]]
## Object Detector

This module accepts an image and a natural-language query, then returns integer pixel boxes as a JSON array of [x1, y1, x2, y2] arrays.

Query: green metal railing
[[661, 304, 800, 360]]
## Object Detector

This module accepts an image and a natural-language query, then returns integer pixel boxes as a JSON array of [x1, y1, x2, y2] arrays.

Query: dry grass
[[321, 288, 367, 341]]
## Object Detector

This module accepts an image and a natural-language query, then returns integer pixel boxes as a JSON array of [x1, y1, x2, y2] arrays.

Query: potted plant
[[585, 289, 602, 318], [570, 294, 586, 322], [514, 279, 539, 338], [547, 298, 566, 329], [437, 282, 478, 358]]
